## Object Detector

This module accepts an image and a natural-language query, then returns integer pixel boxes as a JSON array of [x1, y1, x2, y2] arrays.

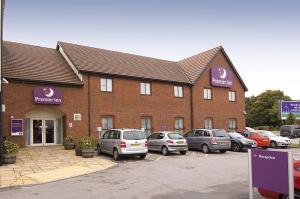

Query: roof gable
[[3, 41, 83, 85], [178, 46, 248, 91]]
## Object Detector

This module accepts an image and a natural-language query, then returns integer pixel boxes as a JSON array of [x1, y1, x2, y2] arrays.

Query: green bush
[[63, 136, 75, 145], [2, 140, 19, 154], [78, 137, 95, 149]]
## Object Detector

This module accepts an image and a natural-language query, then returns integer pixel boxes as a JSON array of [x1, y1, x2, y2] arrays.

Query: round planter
[[75, 146, 82, 156], [3, 153, 17, 164], [82, 148, 95, 158], [64, 143, 75, 150]]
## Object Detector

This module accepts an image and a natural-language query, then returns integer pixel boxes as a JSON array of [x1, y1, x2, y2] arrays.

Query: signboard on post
[[11, 119, 23, 136], [211, 67, 233, 88], [281, 101, 300, 120], [248, 149, 294, 199]]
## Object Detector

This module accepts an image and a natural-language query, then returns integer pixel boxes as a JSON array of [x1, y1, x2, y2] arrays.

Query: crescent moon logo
[[219, 68, 227, 79], [43, 88, 54, 98]]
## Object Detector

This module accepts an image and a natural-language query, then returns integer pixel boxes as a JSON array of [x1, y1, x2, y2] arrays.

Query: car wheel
[[219, 149, 227, 153], [139, 154, 147, 159], [162, 146, 169, 156], [232, 143, 241, 152], [180, 151, 187, 155], [113, 148, 120, 160], [202, 144, 210, 154], [97, 144, 102, 155], [270, 141, 278, 148]]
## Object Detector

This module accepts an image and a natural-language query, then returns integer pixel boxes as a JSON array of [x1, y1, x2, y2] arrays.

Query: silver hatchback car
[[147, 131, 188, 155], [97, 129, 148, 160]]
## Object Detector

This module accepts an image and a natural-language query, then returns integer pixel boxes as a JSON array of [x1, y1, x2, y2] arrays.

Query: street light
[[0, 0, 4, 166]]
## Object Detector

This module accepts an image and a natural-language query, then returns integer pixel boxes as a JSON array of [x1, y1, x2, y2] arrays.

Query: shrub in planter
[[75, 145, 82, 156], [79, 137, 95, 158], [2, 140, 19, 164], [63, 136, 75, 150]]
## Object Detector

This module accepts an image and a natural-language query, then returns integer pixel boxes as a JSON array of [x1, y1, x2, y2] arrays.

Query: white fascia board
[[58, 44, 83, 81]]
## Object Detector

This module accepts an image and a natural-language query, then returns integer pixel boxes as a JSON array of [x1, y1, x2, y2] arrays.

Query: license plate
[[131, 144, 141, 147], [177, 141, 184, 144]]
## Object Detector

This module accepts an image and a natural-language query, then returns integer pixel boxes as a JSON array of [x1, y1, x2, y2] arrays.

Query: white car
[[258, 130, 291, 148]]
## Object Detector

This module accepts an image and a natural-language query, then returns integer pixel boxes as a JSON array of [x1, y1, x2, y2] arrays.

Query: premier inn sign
[[33, 87, 62, 105], [211, 67, 233, 88]]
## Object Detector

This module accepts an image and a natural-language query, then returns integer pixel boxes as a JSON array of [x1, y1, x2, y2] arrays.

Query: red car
[[258, 160, 300, 199], [242, 131, 270, 148]]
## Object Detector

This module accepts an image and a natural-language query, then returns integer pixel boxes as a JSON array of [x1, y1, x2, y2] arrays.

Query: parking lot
[[2, 146, 299, 199]]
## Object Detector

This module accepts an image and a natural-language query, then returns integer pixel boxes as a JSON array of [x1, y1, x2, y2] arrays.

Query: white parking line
[[156, 156, 163, 161]]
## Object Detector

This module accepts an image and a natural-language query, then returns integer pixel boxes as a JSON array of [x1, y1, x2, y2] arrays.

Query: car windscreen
[[212, 130, 229, 137], [167, 133, 185, 140], [123, 131, 146, 140], [229, 133, 244, 139], [258, 131, 276, 137]]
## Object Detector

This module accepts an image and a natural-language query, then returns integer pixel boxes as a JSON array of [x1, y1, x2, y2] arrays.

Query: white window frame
[[73, 113, 82, 121], [229, 91, 236, 102], [141, 117, 152, 136], [100, 78, 113, 92], [174, 86, 183, 98], [204, 88, 212, 100], [229, 118, 237, 131], [102, 117, 114, 130], [174, 118, 184, 134], [204, 118, 213, 129], [140, 82, 151, 95]]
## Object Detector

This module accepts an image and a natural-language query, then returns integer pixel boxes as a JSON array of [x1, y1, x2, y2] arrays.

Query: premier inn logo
[[211, 67, 233, 88], [253, 153, 276, 160], [33, 87, 62, 105]]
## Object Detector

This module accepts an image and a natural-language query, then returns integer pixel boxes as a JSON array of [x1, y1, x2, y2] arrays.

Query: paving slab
[[0, 146, 116, 189]]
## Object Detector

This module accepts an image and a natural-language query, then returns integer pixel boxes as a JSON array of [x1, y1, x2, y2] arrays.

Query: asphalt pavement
[[0, 149, 271, 199]]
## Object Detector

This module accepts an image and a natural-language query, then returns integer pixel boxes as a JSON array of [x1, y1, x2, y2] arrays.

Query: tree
[[246, 90, 291, 128], [286, 113, 296, 125]]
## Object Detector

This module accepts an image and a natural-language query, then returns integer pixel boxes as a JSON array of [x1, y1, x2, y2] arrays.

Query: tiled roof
[[177, 46, 222, 84], [58, 41, 191, 84], [3, 41, 82, 85]]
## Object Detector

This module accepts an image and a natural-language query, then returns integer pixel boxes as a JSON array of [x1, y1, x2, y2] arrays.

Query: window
[[204, 118, 213, 129], [140, 82, 151, 95], [111, 130, 120, 139], [174, 86, 183, 97], [229, 118, 237, 131], [148, 133, 160, 140], [100, 78, 112, 92], [174, 118, 184, 134], [203, 131, 211, 137], [73, 113, 81, 121], [204, 88, 212, 100], [102, 131, 110, 139], [229, 91, 236, 102], [102, 117, 113, 131], [194, 130, 202, 137], [141, 117, 152, 137]]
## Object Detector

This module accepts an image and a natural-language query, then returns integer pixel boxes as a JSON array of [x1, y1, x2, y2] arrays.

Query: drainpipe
[[88, 75, 91, 137], [189, 85, 194, 130]]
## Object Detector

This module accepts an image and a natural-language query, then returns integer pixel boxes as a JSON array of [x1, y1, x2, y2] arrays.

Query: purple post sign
[[11, 119, 23, 136], [251, 149, 289, 195], [33, 87, 62, 105], [211, 67, 233, 88]]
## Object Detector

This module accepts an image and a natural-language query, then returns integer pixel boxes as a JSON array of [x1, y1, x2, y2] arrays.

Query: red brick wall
[[3, 77, 89, 146], [88, 75, 191, 137], [191, 51, 246, 132]]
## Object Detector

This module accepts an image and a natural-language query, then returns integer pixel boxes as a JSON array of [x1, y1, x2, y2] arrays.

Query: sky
[[3, 0, 300, 99]]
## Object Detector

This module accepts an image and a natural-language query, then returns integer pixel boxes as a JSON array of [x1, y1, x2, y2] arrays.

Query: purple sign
[[11, 119, 23, 136], [251, 149, 289, 194], [281, 101, 300, 119], [211, 67, 233, 88], [33, 87, 62, 105]]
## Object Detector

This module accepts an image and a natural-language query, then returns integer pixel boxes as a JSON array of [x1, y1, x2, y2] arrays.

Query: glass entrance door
[[31, 119, 56, 146], [32, 119, 43, 145]]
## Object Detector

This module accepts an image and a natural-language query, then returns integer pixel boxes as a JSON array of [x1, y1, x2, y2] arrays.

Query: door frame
[[30, 118, 57, 146]]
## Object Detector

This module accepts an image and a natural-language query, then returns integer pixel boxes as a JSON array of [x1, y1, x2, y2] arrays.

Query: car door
[[185, 130, 195, 148], [101, 131, 110, 153], [156, 133, 165, 151], [202, 130, 211, 149], [108, 130, 120, 154], [147, 133, 158, 151], [193, 130, 203, 150]]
